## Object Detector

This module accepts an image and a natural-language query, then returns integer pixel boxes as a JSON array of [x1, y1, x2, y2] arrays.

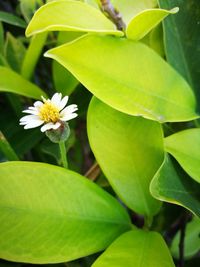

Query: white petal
[[40, 122, 61, 132], [20, 115, 40, 122], [60, 112, 78, 122], [22, 109, 39, 115], [60, 104, 78, 117], [58, 96, 69, 111], [34, 101, 43, 107], [23, 120, 44, 129], [51, 93, 62, 107]]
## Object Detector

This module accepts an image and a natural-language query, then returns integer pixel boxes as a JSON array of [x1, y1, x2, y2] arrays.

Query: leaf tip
[[171, 7, 179, 14]]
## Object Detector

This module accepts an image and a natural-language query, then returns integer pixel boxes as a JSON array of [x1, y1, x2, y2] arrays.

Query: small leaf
[[0, 22, 4, 54], [92, 229, 175, 267], [26, 0, 123, 37], [150, 155, 200, 217], [45, 34, 198, 123], [0, 66, 47, 99], [0, 161, 131, 263], [0, 131, 19, 161], [126, 7, 179, 41], [0, 11, 27, 28], [87, 97, 163, 216], [20, 0, 43, 22], [171, 216, 200, 259], [165, 129, 200, 184], [4, 32, 26, 73], [21, 32, 48, 80]]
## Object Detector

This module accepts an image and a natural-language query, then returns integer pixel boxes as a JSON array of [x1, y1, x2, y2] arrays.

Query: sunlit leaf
[[0, 66, 47, 99], [26, 0, 123, 37], [165, 129, 200, 183], [92, 229, 175, 267], [46, 34, 198, 123], [126, 7, 178, 41], [0, 161, 131, 263], [150, 155, 200, 217], [87, 97, 163, 216]]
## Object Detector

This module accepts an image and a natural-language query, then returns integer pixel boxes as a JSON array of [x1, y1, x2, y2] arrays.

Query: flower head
[[20, 93, 78, 132]]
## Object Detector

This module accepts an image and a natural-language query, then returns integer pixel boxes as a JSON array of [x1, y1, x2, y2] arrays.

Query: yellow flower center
[[39, 101, 60, 123]]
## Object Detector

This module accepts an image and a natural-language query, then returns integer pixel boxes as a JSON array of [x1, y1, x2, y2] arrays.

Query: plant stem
[[99, 0, 126, 31], [59, 141, 68, 169]]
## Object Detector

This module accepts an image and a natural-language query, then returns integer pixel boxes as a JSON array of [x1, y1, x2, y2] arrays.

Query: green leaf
[[4, 32, 26, 73], [126, 7, 178, 41], [87, 97, 163, 216], [45, 34, 198, 123], [0, 161, 131, 263], [171, 216, 200, 259], [150, 155, 200, 217], [0, 66, 47, 99], [158, 0, 200, 109], [53, 32, 80, 95], [165, 129, 200, 184], [0, 131, 19, 161], [21, 32, 47, 80], [0, 22, 4, 54], [149, 24, 165, 57], [0, 11, 27, 28], [20, 0, 43, 22], [92, 229, 175, 267], [26, 0, 123, 37]]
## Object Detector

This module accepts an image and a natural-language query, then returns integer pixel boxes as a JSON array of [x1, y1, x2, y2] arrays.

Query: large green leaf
[[45, 34, 198, 123], [159, 0, 200, 108], [150, 155, 200, 217], [0, 66, 47, 99], [92, 229, 175, 267], [126, 7, 178, 41], [171, 216, 200, 259], [0, 161, 131, 263], [26, 0, 122, 37], [165, 129, 200, 184], [87, 97, 163, 216]]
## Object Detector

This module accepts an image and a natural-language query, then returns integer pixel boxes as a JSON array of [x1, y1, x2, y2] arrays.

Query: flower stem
[[59, 141, 68, 169]]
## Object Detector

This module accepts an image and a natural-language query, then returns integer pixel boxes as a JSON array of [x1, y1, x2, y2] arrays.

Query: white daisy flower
[[20, 93, 78, 132]]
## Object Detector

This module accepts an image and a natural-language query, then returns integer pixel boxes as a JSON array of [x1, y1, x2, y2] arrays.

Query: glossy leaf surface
[[26, 0, 122, 37], [46, 34, 198, 122], [159, 0, 200, 108], [92, 229, 175, 267], [0, 66, 47, 99], [87, 97, 163, 216], [0, 161, 131, 263], [150, 155, 200, 217], [126, 8, 178, 41], [165, 129, 200, 183]]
